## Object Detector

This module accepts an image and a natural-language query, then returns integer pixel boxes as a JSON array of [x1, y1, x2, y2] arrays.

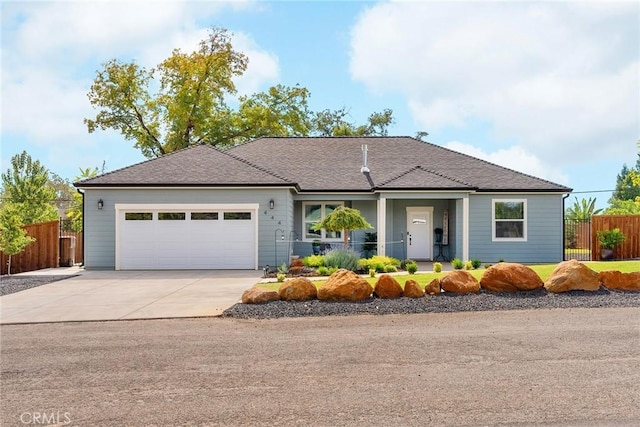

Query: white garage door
[[116, 204, 257, 270]]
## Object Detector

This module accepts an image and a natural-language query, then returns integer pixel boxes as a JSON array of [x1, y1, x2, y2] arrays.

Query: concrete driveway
[[0, 268, 262, 324]]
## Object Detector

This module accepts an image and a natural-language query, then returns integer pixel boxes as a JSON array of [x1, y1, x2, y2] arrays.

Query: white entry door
[[406, 207, 433, 261]]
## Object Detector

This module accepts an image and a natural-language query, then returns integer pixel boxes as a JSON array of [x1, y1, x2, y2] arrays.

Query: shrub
[[324, 248, 360, 271], [317, 266, 330, 276], [359, 255, 401, 271], [484, 263, 492, 269], [278, 263, 288, 274], [406, 262, 418, 274], [276, 273, 286, 282], [327, 266, 338, 275], [451, 258, 464, 270], [369, 268, 376, 278], [433, 262, 442, 273], [471, 259, 482, 269], [384, 265, 398, 273], [464, 260, 473, 270], [303, 255, 325, 268]]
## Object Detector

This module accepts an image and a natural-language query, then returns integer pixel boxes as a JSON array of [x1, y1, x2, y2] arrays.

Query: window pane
[[125, 212, 152, 221], [495, 221, 524, 238], [305, 223, 321, 239], [495, 202, 524, 220], [325, 229, 342, 239], [224, 212, 251, 220], [158, 212, 186, 220], [191, 212, 218, 220], [304, 204, 322, 222]]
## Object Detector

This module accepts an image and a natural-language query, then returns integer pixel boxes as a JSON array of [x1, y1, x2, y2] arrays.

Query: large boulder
[[242, 287, 281, 304], [544, 260, 600, 293], [424, 278, 441, 295], [598, 270, 640, 291], [480, 262, 543, 293], [278, 277, 317, 301], [374, 274, 404, 299], [403, 279, 425, 298], [318, 269, 373, 301], [440, 271, 480, 294]]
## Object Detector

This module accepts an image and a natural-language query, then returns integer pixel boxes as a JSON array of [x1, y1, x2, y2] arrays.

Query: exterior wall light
[[269, 199, 275, 209], [98, 199, 104, 210]]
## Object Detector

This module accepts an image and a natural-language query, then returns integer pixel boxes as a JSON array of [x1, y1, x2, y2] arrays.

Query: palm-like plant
[[565, 197, 603, 222]]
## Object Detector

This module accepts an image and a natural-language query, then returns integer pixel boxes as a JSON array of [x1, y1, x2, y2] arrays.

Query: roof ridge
[[221, 149, 295, 184], [377, 165, 475, 188]]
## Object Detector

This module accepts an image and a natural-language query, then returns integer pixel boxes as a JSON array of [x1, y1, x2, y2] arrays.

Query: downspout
[[562, 193, 570, 261], [77, 188, 85, 267]]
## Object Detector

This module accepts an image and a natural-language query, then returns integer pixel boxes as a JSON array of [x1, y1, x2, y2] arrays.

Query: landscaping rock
[[403, 279, 424, 298], [544, 260, 600, 293], [318, 269, 373, 301], [424, 279, 441, 295], [480, 262, 543, 293], [373, 274, 404, 299], [440, 271, 480, 294], [242, 287, 281, 304], [278, 277, 317, 301], [598, 270, 640, 291]]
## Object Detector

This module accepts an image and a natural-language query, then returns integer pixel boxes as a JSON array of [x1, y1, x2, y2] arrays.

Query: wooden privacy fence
[[1, 220, 84, 275], [591, 215, 640, 261], [1, 220, 59, 275]]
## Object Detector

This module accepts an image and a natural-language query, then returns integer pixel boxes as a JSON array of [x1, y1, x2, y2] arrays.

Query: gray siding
[[468, 194, 564, 263], [82, 188, 292, 269]]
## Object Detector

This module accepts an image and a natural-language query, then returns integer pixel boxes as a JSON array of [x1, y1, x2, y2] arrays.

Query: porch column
[[462, 194, 469, 261], [377, 197, 386, 256]]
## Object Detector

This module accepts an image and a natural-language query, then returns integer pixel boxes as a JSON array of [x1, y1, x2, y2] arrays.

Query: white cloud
[[350, 1, 639, 166], [445, 141, 569, 185], [1, 0, 279, 155]]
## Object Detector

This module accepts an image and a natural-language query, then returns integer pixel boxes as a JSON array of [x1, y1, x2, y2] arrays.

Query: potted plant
[[596, 228, 626, 260], [312, 239, 322, 255]]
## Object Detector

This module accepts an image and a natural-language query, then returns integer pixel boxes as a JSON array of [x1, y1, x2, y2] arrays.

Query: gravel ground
[[0, 275, 77, 296], [223, 287, 640, 319]]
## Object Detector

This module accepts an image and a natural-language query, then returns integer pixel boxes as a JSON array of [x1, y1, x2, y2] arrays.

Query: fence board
[[1, 220, 60, 275], [591, 215, 640, 261]]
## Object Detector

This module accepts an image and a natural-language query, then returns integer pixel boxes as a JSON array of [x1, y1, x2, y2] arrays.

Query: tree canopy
[[312, 206, 373, 249], [85, 28, 395, 158], [0, 201, 36, 275], [1, 151, 58, 224], [606, 152, 640, 214]]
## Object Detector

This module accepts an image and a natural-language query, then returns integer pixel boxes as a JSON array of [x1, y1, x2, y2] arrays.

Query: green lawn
[[257, 260, 640, 291]]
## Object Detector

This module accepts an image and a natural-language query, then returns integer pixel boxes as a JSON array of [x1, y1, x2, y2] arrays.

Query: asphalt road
[[1, 307, 639, 426]]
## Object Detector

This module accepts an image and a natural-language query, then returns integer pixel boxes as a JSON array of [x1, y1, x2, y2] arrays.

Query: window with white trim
[[492, 199, 527, 241], [303, 202, 344, 241]]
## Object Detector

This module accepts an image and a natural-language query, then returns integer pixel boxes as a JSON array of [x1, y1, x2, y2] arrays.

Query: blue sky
[[2, 1, 638, 209]]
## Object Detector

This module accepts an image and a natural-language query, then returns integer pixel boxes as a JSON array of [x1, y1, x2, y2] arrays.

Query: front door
[[406, 207, 433, 261]]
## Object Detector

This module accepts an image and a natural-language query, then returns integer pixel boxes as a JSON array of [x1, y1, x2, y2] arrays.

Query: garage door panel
[[118, 207, 256, 270]]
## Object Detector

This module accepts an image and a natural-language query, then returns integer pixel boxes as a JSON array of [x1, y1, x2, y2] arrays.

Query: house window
[[492, 199, 527, 241], [125, 212, 152, 221], [191, 212, 219, 220], [303, 202, 343, 241], [224, 212, 251, 220], [158, 212, 186, 220]]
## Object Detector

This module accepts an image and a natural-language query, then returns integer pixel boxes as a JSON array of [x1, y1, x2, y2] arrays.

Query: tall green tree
[[312, 206, 373, 249], [565, 197, 603, 222], [0, 202, 35, 275], [85, 27, 395, 158], [609, 154, 640, 204], [1, 151, 58, 224]]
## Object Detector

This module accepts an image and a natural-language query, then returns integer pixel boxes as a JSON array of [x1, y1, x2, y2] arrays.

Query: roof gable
[[376, 166, 475, 190]]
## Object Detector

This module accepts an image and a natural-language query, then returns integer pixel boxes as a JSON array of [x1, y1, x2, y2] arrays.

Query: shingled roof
[[75, 144, 293, 188], [76, 137, 572, 193]]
